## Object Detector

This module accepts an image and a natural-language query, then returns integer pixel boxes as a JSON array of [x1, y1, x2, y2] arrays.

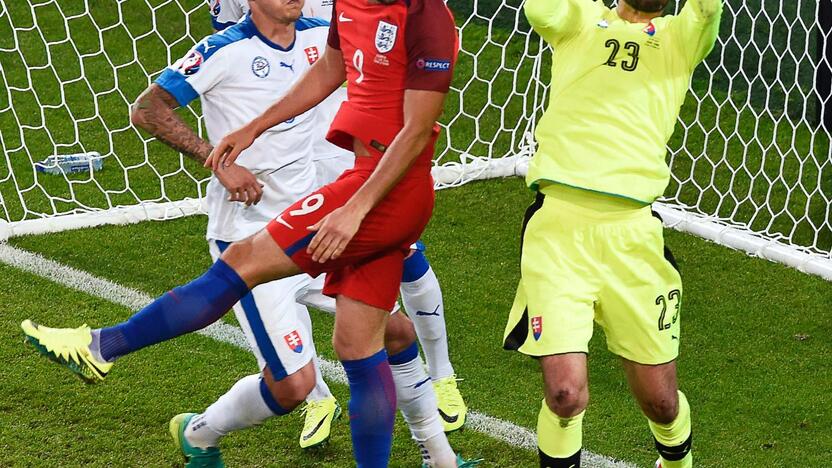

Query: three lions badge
[[375, 20, 398, 54]]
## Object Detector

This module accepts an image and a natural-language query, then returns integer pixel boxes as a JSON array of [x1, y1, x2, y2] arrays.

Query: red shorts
[[266, 151, 435, 311]]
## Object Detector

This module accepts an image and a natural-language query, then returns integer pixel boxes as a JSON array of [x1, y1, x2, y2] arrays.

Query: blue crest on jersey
[[252, 56, 270, 78]]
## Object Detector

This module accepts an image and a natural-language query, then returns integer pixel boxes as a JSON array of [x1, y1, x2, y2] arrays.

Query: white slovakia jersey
[[156, 16, 332, 242], [208, 0, 351, 167]]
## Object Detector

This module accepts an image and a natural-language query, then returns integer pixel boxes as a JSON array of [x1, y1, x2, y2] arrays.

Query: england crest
[[531, 316, 543, 341], [375, 20, 398, 54], [284, 330, 304, 354]]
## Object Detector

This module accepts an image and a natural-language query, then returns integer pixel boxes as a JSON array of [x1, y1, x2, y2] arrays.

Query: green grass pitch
[[2, 178, 831, 466], [1, 0, 831, 466]]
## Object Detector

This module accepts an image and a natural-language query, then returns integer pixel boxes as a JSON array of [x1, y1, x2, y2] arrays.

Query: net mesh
[[0, 0, 830, 261]]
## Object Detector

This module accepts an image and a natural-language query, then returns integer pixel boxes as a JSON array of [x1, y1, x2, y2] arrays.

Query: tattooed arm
[[130, 84, 263, 205], [130, 84, 214, 163]]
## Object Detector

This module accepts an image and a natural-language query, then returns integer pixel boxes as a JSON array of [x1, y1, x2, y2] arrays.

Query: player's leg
[[503, 190, 599, 468], [295, 306, 341, 449], [596, 208, 689, 468], [538, 353, 589, 467], [174, 270, 319, 463], [399, 242, 467, 433], [174, 363, 316, 464], [385, 311, 458, 468], [401, 242, 454, 380], [300, 276, 460, 465], [621, 360, 691, 468], [213, 240, 340, 450], [21, 228, 300, 383], [333, 294, 397, 467]]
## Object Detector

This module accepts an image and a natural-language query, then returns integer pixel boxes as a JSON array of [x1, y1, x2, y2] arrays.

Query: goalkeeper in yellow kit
[[503, 0, 721, 467]]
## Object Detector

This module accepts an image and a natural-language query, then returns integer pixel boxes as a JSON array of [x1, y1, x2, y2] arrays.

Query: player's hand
[[213, 164, 264, 206], [206, 124, 258, 170], [306, 205, 365, 263]]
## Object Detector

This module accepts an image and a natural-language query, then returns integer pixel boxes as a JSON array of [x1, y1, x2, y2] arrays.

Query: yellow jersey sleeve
[[671, 0, 723, 68], [524, 0, 605, 45]]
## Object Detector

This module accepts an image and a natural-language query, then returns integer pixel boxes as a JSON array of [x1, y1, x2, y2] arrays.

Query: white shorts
[[209, 239, 316, 380]]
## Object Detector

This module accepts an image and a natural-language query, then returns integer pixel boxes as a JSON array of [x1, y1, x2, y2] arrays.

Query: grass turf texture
[[3, 178, 831, 466]]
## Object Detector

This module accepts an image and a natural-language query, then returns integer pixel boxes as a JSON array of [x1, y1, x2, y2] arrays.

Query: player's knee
[[219, 237, 254, 272], [641, 393, 679, 424], [384, 312, 417, 355], [544, 382, 588, 418], [264, 366, 315, 412]]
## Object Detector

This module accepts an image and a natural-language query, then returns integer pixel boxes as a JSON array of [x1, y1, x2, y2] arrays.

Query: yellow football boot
[[433, 375, 467, 433], [21, 320, 112, 383], [299, 395, 341, 449]]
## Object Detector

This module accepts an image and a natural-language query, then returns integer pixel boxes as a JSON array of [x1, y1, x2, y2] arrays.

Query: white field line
[[0, 243, 635, 468]]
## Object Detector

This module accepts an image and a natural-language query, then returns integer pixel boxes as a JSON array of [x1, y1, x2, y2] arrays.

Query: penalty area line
[[0, 243, 635, 468]]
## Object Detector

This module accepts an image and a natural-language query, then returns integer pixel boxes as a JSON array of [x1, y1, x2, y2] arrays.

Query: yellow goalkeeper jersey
[[525, 0, 722, 203]]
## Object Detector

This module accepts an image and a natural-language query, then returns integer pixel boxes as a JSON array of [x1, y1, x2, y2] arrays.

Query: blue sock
[[98, 260, 249, 361], [388, 341, 419, 365], [342, 349, 397, 468], [259, 377, 292, 416], [402, 249, 430, 283]]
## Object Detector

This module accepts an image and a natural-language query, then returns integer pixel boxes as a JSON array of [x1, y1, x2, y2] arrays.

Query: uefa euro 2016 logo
[[251, 56, 270, 78], [177, 50, 203, 76]]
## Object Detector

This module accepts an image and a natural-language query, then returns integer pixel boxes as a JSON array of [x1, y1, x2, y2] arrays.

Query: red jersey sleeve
[[327, 1, 340, 50], [405, 0, 458, 92]]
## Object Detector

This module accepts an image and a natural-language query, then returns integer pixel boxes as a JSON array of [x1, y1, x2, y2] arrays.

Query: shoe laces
[[300, 399, 321, 416], [435, 375, 463, 405]]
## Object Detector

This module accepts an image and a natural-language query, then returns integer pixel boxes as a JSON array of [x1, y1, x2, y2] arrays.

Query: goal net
[[0, 1, 830, 279]]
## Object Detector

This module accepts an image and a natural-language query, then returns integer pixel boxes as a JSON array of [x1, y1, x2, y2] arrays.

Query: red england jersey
[[325, 0, 458, 164]]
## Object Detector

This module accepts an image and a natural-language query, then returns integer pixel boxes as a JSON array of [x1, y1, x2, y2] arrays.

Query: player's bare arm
[[131, 84, 263, 205], [131, 84, 214, 163], [306, 89, 447, 263], [206, 45, 346, 170]]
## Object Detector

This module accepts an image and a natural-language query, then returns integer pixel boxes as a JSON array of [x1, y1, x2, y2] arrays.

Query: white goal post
[[1, 1, 830, 280]]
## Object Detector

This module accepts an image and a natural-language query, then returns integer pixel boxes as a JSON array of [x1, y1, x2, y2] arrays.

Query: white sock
[[296, 306, 333, 402], [401, 267, 455, 380], [391, 354, 456, 467], [184, 374, 275, 449]]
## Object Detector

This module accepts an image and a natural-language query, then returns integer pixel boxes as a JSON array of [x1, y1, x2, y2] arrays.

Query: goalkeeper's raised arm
[[524, 0, 604, 44], [675, 0, 723, 67]]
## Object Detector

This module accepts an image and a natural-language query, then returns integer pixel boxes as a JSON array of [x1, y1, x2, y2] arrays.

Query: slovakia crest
[[531, 316, 543, 341], [251, 56, 270, 78], [305, 46, 320, 65], [643, 22, 657, 36], [284, 330, 304, 354], [210, 0, 221, 16], [178, 50, 203, 76], [375, 20, 398, 54]]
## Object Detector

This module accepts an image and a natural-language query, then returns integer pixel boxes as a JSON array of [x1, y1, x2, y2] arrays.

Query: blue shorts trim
[[216, 241, 289, 380], [285, 232, 316, 257]]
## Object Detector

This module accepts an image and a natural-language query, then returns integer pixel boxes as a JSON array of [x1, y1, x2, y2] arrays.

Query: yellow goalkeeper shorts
[[503, 184, 683, 365]]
